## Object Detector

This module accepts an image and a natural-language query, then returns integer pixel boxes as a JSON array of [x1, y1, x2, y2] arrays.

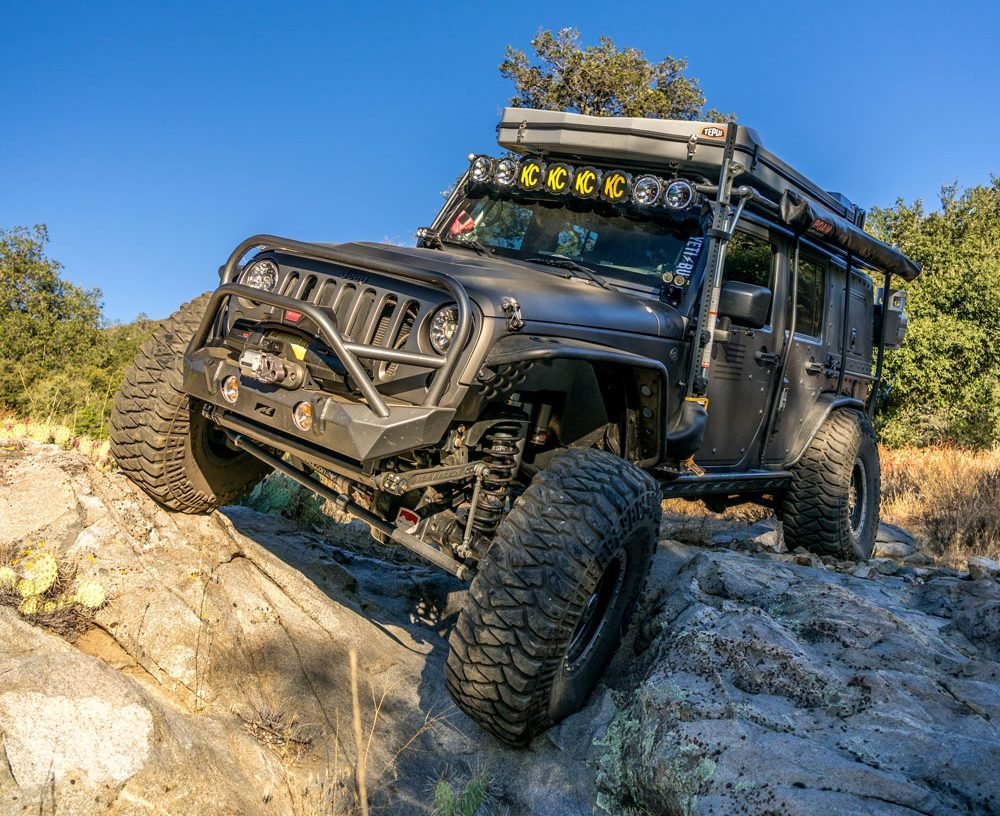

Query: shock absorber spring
[[471, 420, 525, 539]]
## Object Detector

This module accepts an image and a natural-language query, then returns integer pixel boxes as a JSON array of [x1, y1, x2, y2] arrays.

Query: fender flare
[[483, 334, 669, 466], [483, 334, 669, 379], [784, 394, 866, 468]]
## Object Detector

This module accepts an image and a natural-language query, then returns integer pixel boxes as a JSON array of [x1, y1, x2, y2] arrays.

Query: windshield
[[441, 191, 708, 308]]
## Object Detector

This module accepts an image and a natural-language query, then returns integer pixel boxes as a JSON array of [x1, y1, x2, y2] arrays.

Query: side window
[[724, 231, 773, 288], [795, 258, 826, 337], [722, 230, 775, 326]]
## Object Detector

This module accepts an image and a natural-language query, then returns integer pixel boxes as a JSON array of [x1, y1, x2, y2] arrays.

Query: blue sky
[[2, 1, 998, 322]]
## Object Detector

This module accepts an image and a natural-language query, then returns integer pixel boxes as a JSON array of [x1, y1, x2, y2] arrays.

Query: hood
[[323, 242, 686, 340]]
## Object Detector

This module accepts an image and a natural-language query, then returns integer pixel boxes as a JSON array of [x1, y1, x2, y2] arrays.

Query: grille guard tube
[[188, 234, 475, 417]]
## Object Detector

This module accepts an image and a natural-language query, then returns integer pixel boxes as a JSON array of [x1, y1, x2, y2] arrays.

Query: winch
[[238, 349, 304, 387]]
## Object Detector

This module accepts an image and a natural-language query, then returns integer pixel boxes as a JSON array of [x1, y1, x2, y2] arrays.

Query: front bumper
[[184, 348, 453, 461], [183, 235, 476, 461]]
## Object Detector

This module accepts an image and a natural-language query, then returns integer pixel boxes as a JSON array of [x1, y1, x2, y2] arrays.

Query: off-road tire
[[445, 448, 660, 746], [109, 293, 268, 513], [782, 408, 880, 560]]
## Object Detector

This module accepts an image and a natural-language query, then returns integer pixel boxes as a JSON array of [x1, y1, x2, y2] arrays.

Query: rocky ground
[[0, 440, 998, 815]]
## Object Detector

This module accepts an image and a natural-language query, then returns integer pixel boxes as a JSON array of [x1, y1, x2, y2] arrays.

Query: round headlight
[[470, 155, 494, 183], [429, 305, 459, 354], [632, 175, 662, 206], [495, 158, 519, 186], [242, 259, 278, 291], [664, 180, 694, 209]]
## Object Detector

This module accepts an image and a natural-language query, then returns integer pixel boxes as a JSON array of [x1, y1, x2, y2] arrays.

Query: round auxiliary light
[[470, 155, 494, 183], [664, 179, 695, 210], [494, 158, 519, 186], [632, 175, 662, 206], [221, 375, 240, 404], [292, 401, 313, 432], [429, 304, 459, 355], [242, 258, 278, 291]]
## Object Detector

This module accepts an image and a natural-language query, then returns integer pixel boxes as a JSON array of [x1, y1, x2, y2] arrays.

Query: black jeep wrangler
[[110, 108, 919, 746]]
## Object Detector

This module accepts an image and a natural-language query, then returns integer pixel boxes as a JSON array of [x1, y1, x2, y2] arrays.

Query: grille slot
[[345, 288, 377, 341], [369, 296, 398, 347], [333, 284, 357, 331], [281, 272, 300, 296], [383, 302, 420, 378], [299, 274, 318, 301]]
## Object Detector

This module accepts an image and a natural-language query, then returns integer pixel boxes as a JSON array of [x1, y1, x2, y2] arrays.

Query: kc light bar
[[467, 154, 698, 210]]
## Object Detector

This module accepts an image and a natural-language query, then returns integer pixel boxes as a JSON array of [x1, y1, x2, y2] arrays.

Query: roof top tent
[[496, 107, 920, 282]]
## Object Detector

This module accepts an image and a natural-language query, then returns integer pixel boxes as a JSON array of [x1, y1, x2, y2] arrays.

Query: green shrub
[[868, 180, 1000, 448]]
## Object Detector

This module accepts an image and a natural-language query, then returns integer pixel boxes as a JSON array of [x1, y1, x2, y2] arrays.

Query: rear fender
[[784, 394, 866, 467]]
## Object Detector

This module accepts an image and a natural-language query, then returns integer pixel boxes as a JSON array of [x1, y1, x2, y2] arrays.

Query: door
[[699, 228, 780, 467], [763, 247, 831, 463]]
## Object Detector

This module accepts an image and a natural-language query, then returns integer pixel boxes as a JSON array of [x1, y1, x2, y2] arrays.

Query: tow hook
[[501, 296, 524, 331]]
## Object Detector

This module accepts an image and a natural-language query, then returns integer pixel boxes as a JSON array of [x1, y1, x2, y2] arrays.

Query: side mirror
[[718, 281, 772, 329]]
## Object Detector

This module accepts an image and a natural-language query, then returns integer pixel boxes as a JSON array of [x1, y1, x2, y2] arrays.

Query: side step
[[659, 470, 792, 499]]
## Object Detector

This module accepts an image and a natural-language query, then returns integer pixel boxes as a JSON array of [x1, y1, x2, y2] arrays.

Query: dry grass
[[660, 497, 773, 546], [285, 649, 454, 816], [880, 446, 1000, 569], [239, 706, 315, 762], [661, 446, 1000, 571]]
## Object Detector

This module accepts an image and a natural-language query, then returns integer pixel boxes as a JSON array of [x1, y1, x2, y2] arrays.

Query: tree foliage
[[500, 28, 731, 121], [867, 180, 1000, 448], [0, 225, 155, 436]]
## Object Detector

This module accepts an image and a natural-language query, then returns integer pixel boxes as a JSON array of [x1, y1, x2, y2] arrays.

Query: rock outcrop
[[1, 440, 998, 815]]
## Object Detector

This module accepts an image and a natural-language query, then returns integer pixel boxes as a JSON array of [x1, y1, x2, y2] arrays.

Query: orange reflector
[[292, 401, 313, 431]]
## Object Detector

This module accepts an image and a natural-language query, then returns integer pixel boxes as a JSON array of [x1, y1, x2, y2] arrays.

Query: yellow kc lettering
[[545, 165, 568, 192], [574, 169, 596, 196], [603, 173, 626, 201], [520, 162, 541, 189]]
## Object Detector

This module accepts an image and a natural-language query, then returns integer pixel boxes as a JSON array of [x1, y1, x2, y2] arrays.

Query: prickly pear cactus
[[53, 426, 73, 447], [74, 580, 106, 609], [16, 578, 38, 598], [22, 552, 58, 595], [18, 595, 43, 616], [0, 566, 16, 590]]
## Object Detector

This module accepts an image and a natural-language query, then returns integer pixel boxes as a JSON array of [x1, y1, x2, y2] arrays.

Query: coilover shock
[[471, 419, 526, 539]]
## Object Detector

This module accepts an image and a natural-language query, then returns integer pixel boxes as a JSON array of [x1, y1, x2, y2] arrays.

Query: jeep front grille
[[278, 270, 420, 354], [199, 234, 473, 418]]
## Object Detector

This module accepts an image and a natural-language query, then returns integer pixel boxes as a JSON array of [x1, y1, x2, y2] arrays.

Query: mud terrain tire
[[782, 408, 880, 560], [110, 293, 268, 513], [445, 448, 660, 746]]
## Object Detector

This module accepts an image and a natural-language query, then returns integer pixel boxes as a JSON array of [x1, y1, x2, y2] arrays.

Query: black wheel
[[781, 408, 880, 560], [444, 448, 660, 746], [109, 293, 269, 513]]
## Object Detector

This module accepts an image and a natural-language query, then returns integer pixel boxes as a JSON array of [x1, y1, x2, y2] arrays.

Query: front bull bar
[[186, 234, 475, 418]]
